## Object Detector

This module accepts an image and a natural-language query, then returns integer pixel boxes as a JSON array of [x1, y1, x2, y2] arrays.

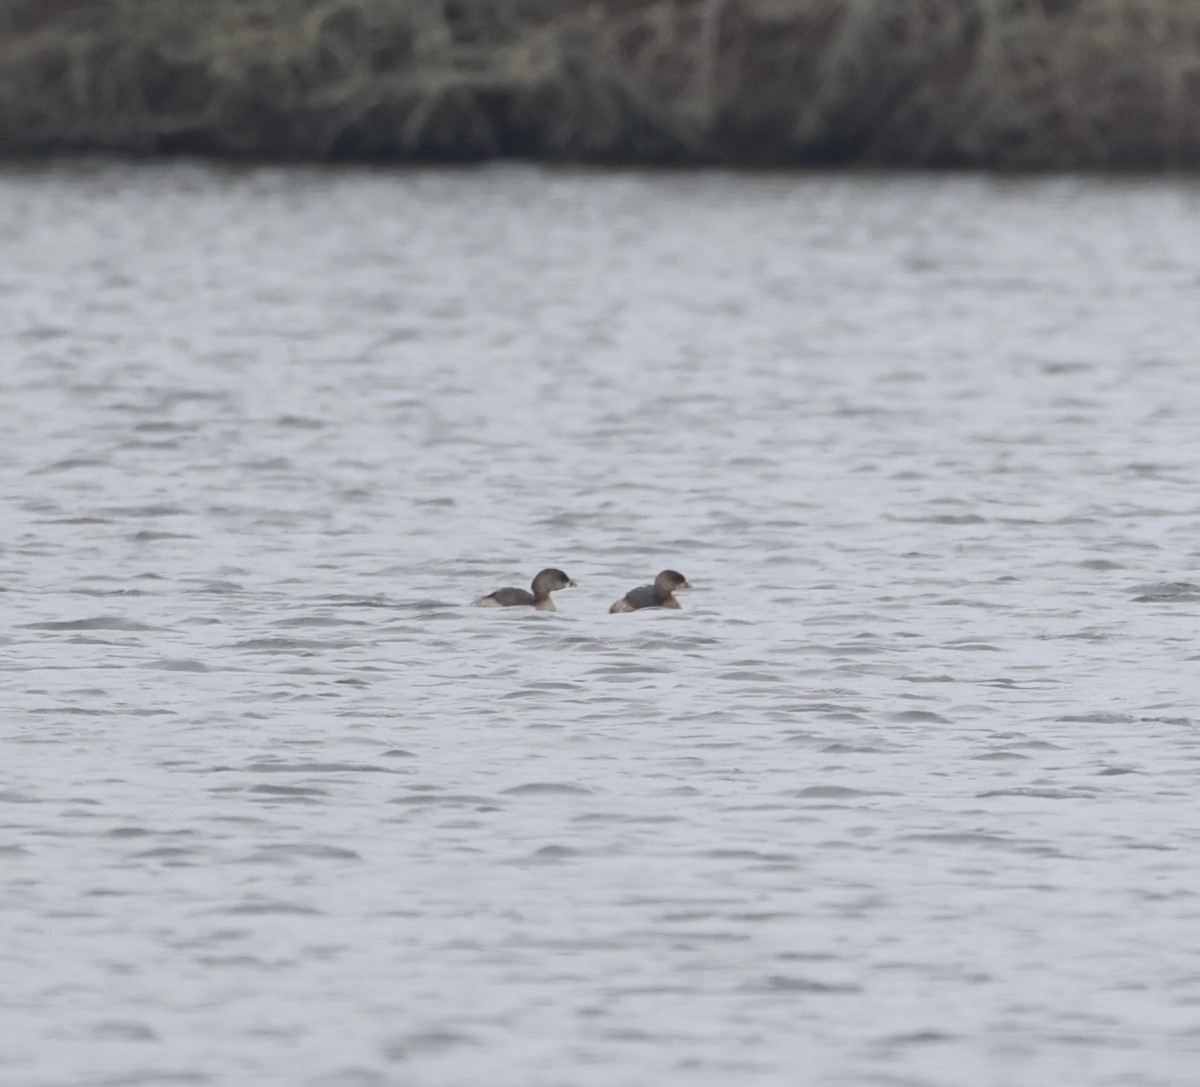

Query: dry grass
[[0, 0, 1197, 166]]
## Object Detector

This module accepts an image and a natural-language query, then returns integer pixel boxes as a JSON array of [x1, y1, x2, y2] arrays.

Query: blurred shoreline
[[1, 0, 1197, 169]]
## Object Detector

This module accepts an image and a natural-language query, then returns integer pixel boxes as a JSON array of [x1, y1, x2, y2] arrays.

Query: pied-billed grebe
[[475, 568, 575, 612], [609, 570, 691, 613]]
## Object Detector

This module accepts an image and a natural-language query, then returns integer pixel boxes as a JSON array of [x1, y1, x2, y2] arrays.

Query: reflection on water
[[4, 162, 1200, 1087]]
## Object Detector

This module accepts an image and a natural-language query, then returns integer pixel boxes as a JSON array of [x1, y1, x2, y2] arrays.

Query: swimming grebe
[[609, 570, 691, 613], [475, 568, 575, 611]]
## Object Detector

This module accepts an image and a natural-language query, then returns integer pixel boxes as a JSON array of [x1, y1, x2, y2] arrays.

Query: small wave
[[244, 783, 329, 799], [888, 710, 949, 723], [389, 793, 496, 807], [99, 503, 187, 517], [147, 659, 209, 672], [759, 975, 861, 993], [130, 846, 202, 861], [230, 637, 358, 650], [249, 844, 361, 861], [224, 901, 322, 915], [792, 785, 877, 799], [1056, 712, 1135, 724], [527, 844, 579, 860], [132, 530, 192, 541], [30, 457, 106, 474], [239, 761, 398, 774], [24, 616, 160, 631], [1131, 581, 1200, 602], [976, 788, 1100, 800], [503, 783, 592, 796]]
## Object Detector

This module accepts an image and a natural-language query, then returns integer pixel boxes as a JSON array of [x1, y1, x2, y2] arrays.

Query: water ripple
[[3, 163, 1198, 1087]]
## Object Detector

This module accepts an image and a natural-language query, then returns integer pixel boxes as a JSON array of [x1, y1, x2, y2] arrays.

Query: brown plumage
[[609, 570, 691, 613], [475, 568, 575, 611]]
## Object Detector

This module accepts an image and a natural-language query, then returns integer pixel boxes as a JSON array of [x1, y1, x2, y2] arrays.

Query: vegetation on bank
[[0, 0, 1197, 167]]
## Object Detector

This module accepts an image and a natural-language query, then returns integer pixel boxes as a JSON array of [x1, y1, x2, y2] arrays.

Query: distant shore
[[2, 0, 1197, 168]]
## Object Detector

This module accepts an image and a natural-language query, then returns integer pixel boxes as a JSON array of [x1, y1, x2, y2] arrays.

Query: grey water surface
[[3, 162, 1200, 1087]]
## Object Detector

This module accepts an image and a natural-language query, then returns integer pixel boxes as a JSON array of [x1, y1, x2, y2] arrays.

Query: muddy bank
[[0, 0, 1197, 167]]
